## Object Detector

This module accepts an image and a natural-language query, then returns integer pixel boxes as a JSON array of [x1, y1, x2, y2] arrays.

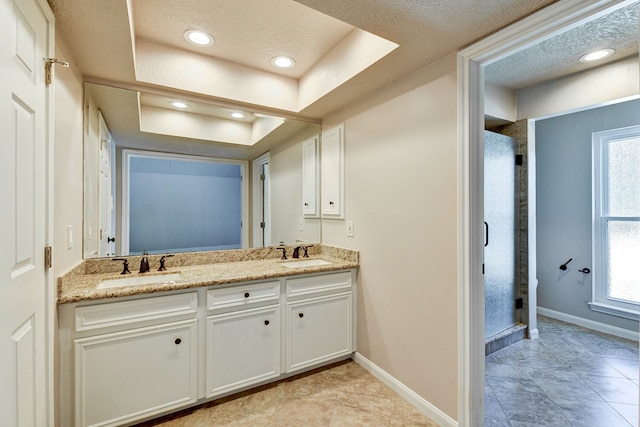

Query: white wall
[[535, 98, 640, 332], [323, 53, 460, 420], [53, 32, 84, 278]]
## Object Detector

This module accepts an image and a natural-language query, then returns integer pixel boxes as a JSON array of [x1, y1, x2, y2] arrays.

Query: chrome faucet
[[139, 250, 150, 273]]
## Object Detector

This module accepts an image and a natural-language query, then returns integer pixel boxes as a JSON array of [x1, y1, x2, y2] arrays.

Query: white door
[[98, 113, 114, 256], [0, 0, 52, 425]]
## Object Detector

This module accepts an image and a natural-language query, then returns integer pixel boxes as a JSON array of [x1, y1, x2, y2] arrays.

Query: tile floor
[[133, 360, 439, 426], [485, 315, 639, 427]]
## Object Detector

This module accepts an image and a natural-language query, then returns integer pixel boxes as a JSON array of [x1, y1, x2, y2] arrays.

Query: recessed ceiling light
[[231, 112, 245, 119], [271, 56, 296, 69], [184, 29, 214, 47], [170, 101, 189, 109], [580, 48, 614, 62]]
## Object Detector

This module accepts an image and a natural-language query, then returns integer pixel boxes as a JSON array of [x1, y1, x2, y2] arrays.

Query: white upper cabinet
[[321, 124, 345, 219], [302, 136, 320, 217]]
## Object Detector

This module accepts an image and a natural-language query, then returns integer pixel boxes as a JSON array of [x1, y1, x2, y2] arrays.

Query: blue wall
[[129, 157, 242, 253], [536, 98, 640, 331]]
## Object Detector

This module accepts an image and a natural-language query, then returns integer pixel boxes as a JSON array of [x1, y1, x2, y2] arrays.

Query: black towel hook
[[559, 258, 573, 270]]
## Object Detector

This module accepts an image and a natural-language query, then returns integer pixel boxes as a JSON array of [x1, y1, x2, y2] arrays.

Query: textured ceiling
[[485, 2, 639, 89], [133, 0, 354, 79], [49, 0, 637, 157], [49, 0, 560, 119]]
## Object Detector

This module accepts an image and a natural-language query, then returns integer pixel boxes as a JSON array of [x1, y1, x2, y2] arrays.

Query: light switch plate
[[298, 218, 304, 231], [346, 221, 354, 237]]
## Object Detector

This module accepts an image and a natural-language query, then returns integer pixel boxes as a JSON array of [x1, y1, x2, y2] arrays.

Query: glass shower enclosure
[[484, 130, 518, 338]]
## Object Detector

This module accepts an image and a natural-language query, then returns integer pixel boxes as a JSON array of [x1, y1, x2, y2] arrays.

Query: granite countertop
[[58, 245, 359, 304]]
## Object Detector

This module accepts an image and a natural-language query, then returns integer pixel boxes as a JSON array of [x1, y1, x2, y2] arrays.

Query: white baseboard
[[537, 306, 639, 342], [352, 352, 457, 427]]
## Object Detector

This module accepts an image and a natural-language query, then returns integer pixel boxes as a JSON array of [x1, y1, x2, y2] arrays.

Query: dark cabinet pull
[[244, 292, 250, 298], [264, 320, 270, 326], [298, 313, 304, 318], [484, 221, 489, 247], [175, 338, 182, 345], [107, 237, 115, 243], [329, 201, 334, 205]]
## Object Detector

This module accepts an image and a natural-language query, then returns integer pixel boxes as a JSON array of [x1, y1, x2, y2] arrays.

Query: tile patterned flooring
[[485, 316, 639, 427], [133, 360, 439, 426]]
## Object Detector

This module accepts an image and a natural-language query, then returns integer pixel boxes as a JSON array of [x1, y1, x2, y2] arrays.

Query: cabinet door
[[302, 136, 319, 217], [206, 305, 280, 397], [286, 292, 352, 373], [74, 319, 198, 427], [321, 124, 344, 218]]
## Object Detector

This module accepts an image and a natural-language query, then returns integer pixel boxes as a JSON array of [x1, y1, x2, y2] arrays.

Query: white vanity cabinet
[[285, 271, 354, 373], [59, 268, 356, 426], [59, 292, 199, 427], [321, 124, 345, 219], [205, 282, 281, 397]]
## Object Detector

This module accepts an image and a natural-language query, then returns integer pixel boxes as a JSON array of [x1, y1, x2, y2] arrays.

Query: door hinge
[[515, 154, 523, 166], [260, 222, 266, 229], [44, 57, 69, 86], [44, 246, 52, 271], [260, 174, 265, 181]]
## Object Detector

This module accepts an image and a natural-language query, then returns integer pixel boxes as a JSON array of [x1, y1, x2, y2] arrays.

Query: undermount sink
[[97, 273, 182, 289], [280, 259, 332, 268]]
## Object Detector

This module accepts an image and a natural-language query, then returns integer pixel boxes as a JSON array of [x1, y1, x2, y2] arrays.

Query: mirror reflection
[[83, 83, 321, 258]]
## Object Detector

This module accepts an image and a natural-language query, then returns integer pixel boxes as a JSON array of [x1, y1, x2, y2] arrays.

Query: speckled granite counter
[[58, 245, 358, 304]]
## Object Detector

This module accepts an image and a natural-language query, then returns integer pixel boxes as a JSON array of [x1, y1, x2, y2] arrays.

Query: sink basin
[[280, 259, 332, 268], [97, 273, 182, 289]]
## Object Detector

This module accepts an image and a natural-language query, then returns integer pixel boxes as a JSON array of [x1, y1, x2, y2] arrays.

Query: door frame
[[456, 0, 635, 425], [41, 0, 55, 423]]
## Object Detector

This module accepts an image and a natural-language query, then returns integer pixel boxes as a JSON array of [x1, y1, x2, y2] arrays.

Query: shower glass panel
[[484, 131, 517, 338]]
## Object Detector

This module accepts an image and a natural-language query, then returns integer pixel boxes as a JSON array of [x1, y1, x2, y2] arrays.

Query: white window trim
[[590, 125, 640, 321]]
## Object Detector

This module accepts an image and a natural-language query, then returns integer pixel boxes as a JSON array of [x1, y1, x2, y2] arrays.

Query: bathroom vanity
[[57, 246, 358, 427]]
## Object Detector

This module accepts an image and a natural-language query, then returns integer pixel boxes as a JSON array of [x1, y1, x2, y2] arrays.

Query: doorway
[[457, 0, 638, 425]]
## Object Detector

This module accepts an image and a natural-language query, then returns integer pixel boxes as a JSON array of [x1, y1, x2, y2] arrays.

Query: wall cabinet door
[[302, 136, 320, 217], [74, 319, 198, 427], [286, 292, 352, 372], [206, 305, 280, 397], [321, 124, 344, 218]]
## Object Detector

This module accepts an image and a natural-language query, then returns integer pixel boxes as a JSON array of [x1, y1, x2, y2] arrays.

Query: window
[[590, 126, 640, 320]]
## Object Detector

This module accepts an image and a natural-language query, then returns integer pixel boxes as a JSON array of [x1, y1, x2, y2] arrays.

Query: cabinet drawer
[[75, 292, 198, 333], [286, 272, 351, 299], [207, 281, 280, 311]]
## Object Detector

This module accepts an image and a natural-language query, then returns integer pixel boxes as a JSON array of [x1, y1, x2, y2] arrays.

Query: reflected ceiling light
[[184, 29, 214, 46], [271, 55, 296, 69], [170, 101, 189, 109], [580, 48, 614, 62], [231, 112, 245, 119]]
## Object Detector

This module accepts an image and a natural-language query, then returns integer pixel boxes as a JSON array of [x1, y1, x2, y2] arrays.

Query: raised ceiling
[[50, 0, 638, 156], [50, 0, 561, 119]]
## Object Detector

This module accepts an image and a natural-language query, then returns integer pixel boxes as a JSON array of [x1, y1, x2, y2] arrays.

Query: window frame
[[589, 125, 640, 320]]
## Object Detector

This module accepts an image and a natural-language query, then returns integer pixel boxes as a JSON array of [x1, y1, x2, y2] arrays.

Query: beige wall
[[53, 32, 84, 278], [323, 53, 460, 420]]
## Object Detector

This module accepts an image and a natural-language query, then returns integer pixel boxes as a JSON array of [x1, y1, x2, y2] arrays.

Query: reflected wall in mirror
[[83, 83, 321, 258]]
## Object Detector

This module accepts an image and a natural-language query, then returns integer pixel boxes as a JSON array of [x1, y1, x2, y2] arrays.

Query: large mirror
[[83, 82, 321, 258]]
